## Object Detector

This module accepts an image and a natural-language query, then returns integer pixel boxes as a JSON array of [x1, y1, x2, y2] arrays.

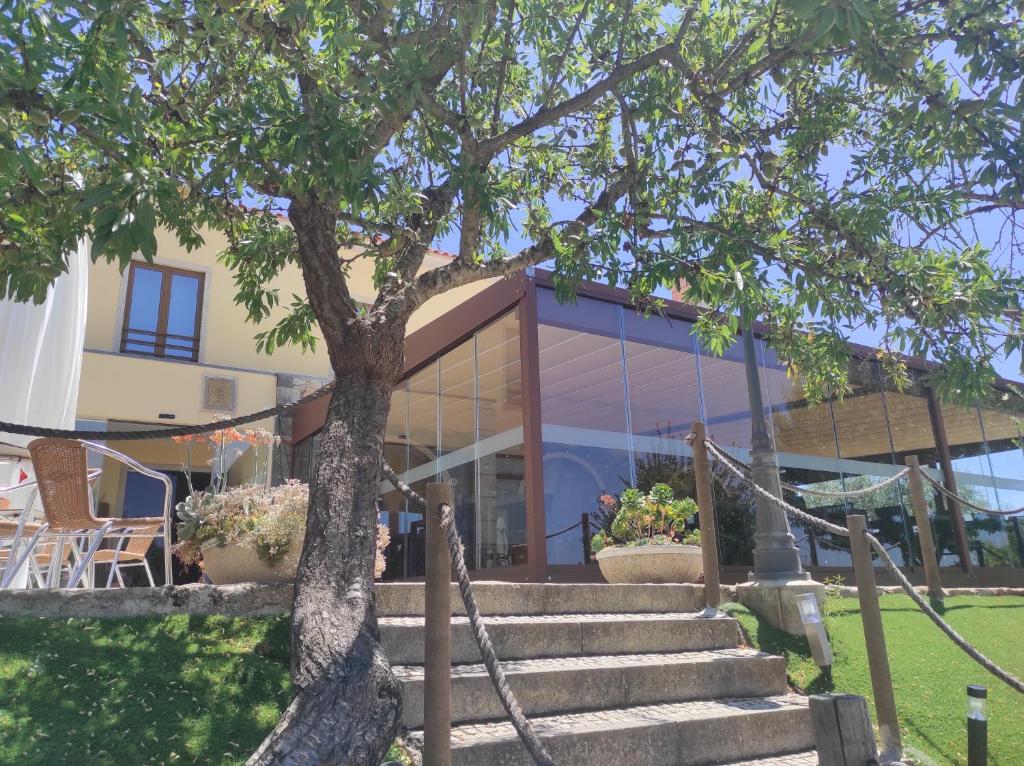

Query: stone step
[[376, 582, 705, 617], [718, 753, 819, 766], [380, 611, 738, 664], [408, 694, 813, 766], [395, 647, 788, 728]]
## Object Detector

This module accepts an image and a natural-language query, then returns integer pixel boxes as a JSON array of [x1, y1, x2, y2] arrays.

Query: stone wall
[[272, 372, 330, 485]]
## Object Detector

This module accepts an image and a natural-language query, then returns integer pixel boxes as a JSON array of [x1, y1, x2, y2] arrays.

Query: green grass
[[0, 615, 293, 764], [2, 599, 1020, 765], [723, 595, 1024, 766], [0, 614, 414, 765]]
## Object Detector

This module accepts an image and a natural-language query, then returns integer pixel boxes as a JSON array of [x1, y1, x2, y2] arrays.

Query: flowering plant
[[591, 483, 700, 553], [176, 480, 390, 577], [172, 421, 279, 494]]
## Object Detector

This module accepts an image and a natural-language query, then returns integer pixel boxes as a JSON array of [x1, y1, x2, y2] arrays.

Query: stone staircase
[[376, 583, 816, 766]]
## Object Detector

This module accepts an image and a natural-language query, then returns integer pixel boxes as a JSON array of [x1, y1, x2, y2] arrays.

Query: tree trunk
[[248, 354, 403, 765]]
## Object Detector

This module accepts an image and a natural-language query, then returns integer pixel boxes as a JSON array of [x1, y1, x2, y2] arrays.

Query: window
[[121, 262, 204, 361]]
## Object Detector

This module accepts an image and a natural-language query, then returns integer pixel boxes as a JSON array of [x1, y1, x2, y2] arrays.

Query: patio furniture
[[27, 438, 172, 588]]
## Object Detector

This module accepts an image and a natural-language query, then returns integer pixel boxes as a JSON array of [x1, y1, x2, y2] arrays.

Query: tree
[[3, 0, 1023, 762]]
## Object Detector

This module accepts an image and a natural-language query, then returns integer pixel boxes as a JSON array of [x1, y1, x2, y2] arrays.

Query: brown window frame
[[120, 261, 205, 362]]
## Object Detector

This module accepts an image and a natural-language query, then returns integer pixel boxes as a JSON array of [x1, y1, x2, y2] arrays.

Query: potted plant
[[590, 483, 702, 584], [176, 480, 390, 584]]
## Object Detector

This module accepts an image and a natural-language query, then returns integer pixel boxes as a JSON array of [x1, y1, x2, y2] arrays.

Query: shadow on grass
[[728, 606, 835, 695], [0, 614, 292, 765]]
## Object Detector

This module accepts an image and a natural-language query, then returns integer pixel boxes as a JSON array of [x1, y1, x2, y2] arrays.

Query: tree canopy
[[2, 0, 1023, 396]]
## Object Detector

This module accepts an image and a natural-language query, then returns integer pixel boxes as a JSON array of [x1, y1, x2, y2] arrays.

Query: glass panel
[[538, 291, 630, 565], [380, 386, 409, 579], [760, 346, 851, 567], [380, 308, 527, 578], [697, 336, 759, 566], [440, 338, 478, 566], [620, 310, 702, 546], [476, 310, 527, 570], [403, 363, 439, 578], [976, 395, 1024, 567], [820, 360, 911, 567], [880, 372, 963, 567], [165, 273, 201, 358], [124, 266, 163, 354]]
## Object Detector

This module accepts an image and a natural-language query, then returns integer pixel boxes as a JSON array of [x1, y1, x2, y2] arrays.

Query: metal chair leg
[[68, 522, 113, 589]]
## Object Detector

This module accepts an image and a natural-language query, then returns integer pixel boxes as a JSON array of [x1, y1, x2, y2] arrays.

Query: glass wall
[[291, 280, 1024, 578], [383, 309, 527, 578], [532, 283, 1024, 573], [538, 291, 632, 564]]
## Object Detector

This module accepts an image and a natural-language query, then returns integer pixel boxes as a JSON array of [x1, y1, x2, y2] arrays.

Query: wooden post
[[847, 514, 902, 761], [691, 421, 721, 610], [809, 694, 879, 766], [424, 482, 454, 766], [518, 279, 548, 582], [905, 456, 943, 601], [925, 385, 972, 573]]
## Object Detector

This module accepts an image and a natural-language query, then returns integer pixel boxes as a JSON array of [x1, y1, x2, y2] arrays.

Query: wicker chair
[[27, 439, 172, 588]]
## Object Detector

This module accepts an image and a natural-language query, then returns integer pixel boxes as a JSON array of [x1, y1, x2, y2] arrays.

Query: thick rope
[[381, 462, 555, 766], [701, 436, 1024, 697], [545, 520, 583, 539], [703, 442, 910, 499], [703, 440, 850, 537], [918, 470, 1024, 517], [0, 382, 335, 440], [864, 530, 1024, 694]]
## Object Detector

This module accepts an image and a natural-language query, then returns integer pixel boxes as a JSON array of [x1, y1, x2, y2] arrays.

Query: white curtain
[[0, 237, 89, 478]]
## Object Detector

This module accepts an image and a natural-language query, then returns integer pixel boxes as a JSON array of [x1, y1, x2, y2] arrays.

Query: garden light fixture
[[796, 592, 833, 679], [967, 684, 987, 766]]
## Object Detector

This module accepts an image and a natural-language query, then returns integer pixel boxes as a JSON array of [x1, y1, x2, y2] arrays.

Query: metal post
[[581, 512, 591, 565], [691, 421, 721, 610], [424, 482, 454, 766], [905, 456, 943, 601], [742, 312, 804, 581], [847, 514, 902, 760]]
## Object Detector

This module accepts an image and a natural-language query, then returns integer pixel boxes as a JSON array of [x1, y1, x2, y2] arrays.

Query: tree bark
[[249, 345, 405, 765]]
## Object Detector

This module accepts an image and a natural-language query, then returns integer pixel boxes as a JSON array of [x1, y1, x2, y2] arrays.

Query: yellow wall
[[78, 351, 278, 427], [80, 225, 491, 428]]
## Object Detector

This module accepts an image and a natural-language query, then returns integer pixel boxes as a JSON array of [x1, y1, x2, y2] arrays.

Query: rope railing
[[699, 434, 1024, 698], [918, 470, 1024, 518], [545, 519, 583, 539], [381, 462, 555, 766], [0, 381, 335, 441], [708, 444, 911, 500]]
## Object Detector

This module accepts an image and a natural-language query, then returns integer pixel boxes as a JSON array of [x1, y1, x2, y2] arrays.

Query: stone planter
[[594, 544, 702, 584], [201, 541, 300, 585]]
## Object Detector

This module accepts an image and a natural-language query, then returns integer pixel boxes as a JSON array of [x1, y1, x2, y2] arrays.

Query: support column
[[518, 279, 548, 582], [924, 386, 972, 573]]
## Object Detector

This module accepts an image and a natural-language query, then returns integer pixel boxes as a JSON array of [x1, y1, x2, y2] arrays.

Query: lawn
[[1, 598, 1020, 765], [724, 595, 1024, 766], [0, 613, 411, 765]]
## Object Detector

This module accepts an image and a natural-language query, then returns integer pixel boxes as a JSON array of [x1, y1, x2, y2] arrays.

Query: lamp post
[[742, 310, 805, 581]]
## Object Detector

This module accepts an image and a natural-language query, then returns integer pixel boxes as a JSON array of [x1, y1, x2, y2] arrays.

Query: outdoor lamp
[[967, 685, 987, 766], [795, 592, 833, 679]]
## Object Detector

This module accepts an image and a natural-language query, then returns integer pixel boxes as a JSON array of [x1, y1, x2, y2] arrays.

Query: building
[[75, 230, 1024, 587], [288, 272, 1024, 586], [75, 226, 478, 523]]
